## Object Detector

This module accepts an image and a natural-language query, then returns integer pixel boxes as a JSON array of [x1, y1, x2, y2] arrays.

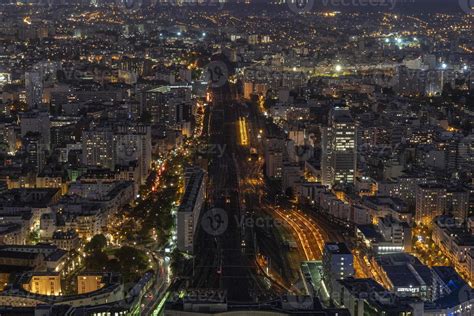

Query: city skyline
[[0, 1, 472, 316]]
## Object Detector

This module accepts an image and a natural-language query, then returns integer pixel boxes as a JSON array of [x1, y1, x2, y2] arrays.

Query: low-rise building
[[362, 195, 411, 224], [431, 266, 467, 301], [334, 277, 423, 316], [77, 273, 106, 294], [0, 223, 27, 245], [356, 216, 411, 255], [432, 216, 474, 279], [0, 244, 64, 271], [20, 272, 62, 296], [51, 230, 80, 251], [372, 253, 433, 300]]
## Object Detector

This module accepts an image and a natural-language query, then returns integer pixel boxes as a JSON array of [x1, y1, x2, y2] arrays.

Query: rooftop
[[324, 242, 351, 255]]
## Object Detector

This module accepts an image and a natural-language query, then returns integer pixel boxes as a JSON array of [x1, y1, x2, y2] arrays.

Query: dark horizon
[[0, 0, 471, 13]]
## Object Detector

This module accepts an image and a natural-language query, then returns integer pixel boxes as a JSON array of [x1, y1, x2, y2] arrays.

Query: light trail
[[273, 208, 326, 261], [238, 117, 249, 146]]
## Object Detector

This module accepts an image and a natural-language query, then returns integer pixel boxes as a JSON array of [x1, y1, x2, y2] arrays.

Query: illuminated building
[[77, 274, 106, 294], [82, 123, 151, 185], [114, 123, 152, 186], [446, 187, 470, 221], [372, 253, 433, 300], [23, 132, 46, 172], [0, 272, 124, 309], [356, 216, 412, 255], [264, 138, 285, 178], [0, 122, 17, 155], [0, 223, 26, 245], [82, 127, 115, 170], [321, 107, 356, 187], [51, 230, 80, 251], [0, 243, 63, 271], [377, 175, 430, 208], [243, 82, 253, 99], [142, 84, 192, 128], [333, 278, 421, 315], [35, 170, 69, 195], [21, 272, 61, 296], [458, 135, 474, 170], [415, 184, 447, 225], [322, 242, 354, 298]]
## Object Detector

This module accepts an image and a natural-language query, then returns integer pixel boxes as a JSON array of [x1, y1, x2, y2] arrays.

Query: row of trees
[[84, 234, 149, 283]]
